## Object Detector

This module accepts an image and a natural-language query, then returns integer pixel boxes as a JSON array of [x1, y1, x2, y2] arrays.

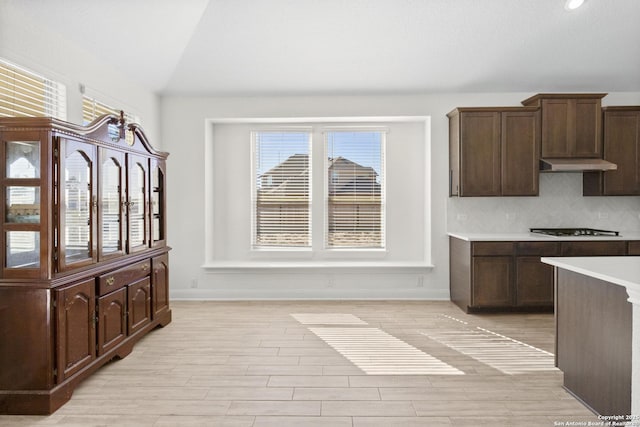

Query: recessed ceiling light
[[565, 0, 585, 10]]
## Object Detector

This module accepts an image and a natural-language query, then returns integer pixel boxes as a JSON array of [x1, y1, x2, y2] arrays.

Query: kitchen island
[[541, 256, 640, 417]]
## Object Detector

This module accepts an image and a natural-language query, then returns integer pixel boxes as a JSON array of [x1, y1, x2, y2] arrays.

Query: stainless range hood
[[539, 158, 617, 172]]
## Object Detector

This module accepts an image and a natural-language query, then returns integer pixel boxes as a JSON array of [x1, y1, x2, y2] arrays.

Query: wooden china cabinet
[[0, 113, 170, 415]]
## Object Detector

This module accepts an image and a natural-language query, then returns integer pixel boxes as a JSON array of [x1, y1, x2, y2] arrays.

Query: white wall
[[161, 91, 640, 300], [0, 6, 160, 145]]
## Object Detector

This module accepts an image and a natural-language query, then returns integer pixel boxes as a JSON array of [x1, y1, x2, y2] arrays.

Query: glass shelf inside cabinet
[[6, 141, 40, 178]]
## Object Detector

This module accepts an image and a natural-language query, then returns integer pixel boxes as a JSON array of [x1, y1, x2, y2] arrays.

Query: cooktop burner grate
[[529, 228, 620, 237]]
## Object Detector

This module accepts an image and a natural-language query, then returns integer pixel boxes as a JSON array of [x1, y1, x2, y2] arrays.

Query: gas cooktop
[[530, 228, 620, 237]]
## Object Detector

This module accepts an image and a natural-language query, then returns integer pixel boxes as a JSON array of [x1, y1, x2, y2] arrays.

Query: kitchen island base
[[555, 268, 632, 416]]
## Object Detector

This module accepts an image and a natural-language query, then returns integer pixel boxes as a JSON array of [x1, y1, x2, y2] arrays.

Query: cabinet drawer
[[98, 260, 151, 296], [628, 241, 640, 256], [560, 241, 627, 256], [516, 242, 560, 256], [472, 242, 514, 256]]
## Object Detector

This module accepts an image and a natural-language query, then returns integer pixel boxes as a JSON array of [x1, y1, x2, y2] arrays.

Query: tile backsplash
[[447, 173, 640, 234]]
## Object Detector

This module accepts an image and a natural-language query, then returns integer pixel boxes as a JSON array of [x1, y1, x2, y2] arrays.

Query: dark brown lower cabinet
[[472, 256, 512, 307], [152, 254, 170, 318], [450, 236, 633, 313], [128, 277, 152, 335], [514, 241, 559, 307], [56, 279, 96, 382], [0, 253, 170, 415], [628, 241, 640, 255], [97, 287, 127, 356], [515, 257, 555, 306]]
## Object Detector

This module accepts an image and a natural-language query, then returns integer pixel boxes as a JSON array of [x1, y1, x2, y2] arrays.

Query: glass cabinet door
[[150, 159, 165, 248], [59, 139, 96, 270], [3, 138, 42, 275], [99, 149, 125, 259], [127, 155, 148, 252]]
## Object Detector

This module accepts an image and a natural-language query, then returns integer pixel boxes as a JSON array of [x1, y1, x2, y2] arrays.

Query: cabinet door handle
[[106, 276, 115, 286]]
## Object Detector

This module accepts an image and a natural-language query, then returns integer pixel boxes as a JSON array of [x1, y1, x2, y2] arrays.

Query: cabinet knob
[[106, 276, 115, 286], [141, 263, 149, 271]]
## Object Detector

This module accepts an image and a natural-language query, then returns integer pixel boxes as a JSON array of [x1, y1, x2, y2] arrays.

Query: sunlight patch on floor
[[308, 327, 465, 375], [290, 313, 368, 325], [291, 313, 464, 375], [423, 326, 556, 375]]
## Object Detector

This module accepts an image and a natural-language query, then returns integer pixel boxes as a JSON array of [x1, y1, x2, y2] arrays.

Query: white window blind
[[252, 131, 311, 248], [82, 95, 138, 125], [0, 58, 66, 119], [326, 131, 385, 248]]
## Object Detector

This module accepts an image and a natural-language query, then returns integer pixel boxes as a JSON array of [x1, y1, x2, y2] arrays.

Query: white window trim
[[202, 116, 432, 270]]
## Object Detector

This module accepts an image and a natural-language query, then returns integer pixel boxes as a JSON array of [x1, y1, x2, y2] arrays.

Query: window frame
[[250, 125, 387, 253]]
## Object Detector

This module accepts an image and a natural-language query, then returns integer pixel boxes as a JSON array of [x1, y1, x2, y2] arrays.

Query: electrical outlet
[[457, 214, 467, 221], [417, 276, 424, 288], [190, 278, 198, 288], [598, 212, 609, 219]]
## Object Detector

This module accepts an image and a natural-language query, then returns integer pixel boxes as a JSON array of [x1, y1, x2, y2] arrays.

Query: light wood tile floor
[[1, 300, 602, 426]]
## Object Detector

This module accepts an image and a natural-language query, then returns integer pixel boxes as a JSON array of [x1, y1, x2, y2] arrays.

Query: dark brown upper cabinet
[[448, 107, 540, 197], [584, 106, 640, 196], [521, 93, 606, 158]]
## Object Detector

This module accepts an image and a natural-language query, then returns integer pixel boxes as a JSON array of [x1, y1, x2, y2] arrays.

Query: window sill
[[202, 261, 434, 272]]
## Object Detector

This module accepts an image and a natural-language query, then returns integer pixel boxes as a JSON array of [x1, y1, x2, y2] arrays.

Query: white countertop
[[448, 232, 640, 242], [541, 256, 640, 294]]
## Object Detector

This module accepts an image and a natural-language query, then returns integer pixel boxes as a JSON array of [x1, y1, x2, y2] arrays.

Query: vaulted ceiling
[[2, 0, 639, 96]]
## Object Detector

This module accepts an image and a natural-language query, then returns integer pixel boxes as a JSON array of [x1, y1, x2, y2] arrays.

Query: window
[[326, 131, 385, 248], [0, 58, 66, 119], [251, 128, 385, 250], [82, 95, 138, 125], [252, 131, 311, 248]]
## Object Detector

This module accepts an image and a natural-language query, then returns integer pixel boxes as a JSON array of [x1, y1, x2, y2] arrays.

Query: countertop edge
[[541, 256, 640, 297], [448, 232, 640, 242]]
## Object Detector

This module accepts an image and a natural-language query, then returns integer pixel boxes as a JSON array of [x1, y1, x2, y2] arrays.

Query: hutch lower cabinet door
[[55, 279, 97, 382], [97, 287, 127, 356], [152, 253, 169, 317], [128, 277, 152, 335]]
